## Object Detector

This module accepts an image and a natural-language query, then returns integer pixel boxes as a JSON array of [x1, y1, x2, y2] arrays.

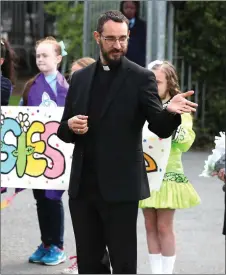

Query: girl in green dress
[[139, 60, 201, 274]]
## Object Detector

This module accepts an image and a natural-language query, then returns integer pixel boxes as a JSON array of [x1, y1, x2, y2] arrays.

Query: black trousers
[[33, 189, 64, 249], [69, 170, 138, 274]]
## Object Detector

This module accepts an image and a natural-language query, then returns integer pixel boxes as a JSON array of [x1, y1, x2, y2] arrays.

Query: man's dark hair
[[97, 10, 129, 34]]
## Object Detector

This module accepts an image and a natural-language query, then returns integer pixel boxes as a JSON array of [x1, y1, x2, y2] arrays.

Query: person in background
[[1, 37, 16, 106], [139, 60, 201, 274], [120, 1, 146, 67], [66, 57, 95, 83], [215, 154, 226, 236], [62, 56, 111, 275], [70, 57, 95, 74], [0, 37, 22, 199], [21, 36, 69, 266]]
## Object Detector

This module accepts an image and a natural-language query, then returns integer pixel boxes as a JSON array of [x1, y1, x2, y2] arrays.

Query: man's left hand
[[167, 90, 198, 114]]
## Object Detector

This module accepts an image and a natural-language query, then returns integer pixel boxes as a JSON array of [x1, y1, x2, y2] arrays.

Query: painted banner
[[142, 122, 172, 191], [1, 106, 73, 190], [1, 107, 171, 191]]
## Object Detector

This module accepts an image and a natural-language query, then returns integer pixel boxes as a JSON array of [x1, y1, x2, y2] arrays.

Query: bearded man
[[57, 10, 197, 274]]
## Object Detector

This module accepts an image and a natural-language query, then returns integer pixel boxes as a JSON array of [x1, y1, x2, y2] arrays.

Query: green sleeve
[[172, 113, 195, 152]]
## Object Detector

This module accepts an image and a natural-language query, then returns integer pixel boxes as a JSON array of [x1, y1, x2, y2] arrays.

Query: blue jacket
[[1, 75, 12, 106]]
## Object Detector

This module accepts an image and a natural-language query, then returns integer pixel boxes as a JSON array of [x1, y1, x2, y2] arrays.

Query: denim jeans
[[33, 189, 64, 249]]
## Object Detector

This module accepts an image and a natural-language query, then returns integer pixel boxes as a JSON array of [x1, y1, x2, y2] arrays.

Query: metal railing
[[1, 0, 207, 128], [1, 1, 53, 73]]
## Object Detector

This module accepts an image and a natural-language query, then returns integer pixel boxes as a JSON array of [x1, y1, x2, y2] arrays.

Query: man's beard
[[100, 41, 127, 66]]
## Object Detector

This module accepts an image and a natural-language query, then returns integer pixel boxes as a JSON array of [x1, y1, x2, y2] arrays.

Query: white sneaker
[[61, 256, 78, 274]]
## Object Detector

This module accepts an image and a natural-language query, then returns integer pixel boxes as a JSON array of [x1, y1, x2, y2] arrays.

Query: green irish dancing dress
[[139, 113, 201, 209]]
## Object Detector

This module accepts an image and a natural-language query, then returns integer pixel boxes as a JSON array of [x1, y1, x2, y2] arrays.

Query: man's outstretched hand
[[167, 90, 198, 114]]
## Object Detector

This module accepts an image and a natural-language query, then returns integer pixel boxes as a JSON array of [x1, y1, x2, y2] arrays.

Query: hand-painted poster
[[1, 107, 171, 192], [142, 122, 172, 191], [1, 106, 73, 190]]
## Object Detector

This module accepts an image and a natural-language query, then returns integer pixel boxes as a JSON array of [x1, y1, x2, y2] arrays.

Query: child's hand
[[218, 168, 225, 182], [211, 171, 218, 177]]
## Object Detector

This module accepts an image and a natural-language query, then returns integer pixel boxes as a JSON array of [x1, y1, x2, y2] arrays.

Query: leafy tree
[[44, 1, 121, 63], [175, 2, 226, 148], [176, 2, 226, 79], [44, 1, 84, 66]]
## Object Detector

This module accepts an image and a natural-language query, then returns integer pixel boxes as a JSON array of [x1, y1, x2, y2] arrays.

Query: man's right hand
[[68, 115, 89, 135]]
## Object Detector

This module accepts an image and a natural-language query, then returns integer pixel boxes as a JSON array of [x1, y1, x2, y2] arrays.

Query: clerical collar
[[103, 65, 110, 71], [98, 58, 122, 71]]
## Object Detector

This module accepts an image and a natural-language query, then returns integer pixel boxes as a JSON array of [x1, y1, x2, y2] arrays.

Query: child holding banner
[[20, 36, 69, 266], [62, 56, 110, 275], [1, 37, 16, 106], [0, 37, 18, 198], [61, 57, 95, 274], [139, 60, 201, 274]]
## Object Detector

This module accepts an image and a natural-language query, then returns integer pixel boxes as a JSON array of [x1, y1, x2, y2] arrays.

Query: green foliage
[[44, 1, 84, 63], [9, 95, 21, 106], [176, 2, 226, 80], [176, 2, 226, 149]]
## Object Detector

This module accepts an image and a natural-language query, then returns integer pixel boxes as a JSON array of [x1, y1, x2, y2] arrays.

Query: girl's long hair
[[150, 61, 181, 98], [1, 38, 17, 85]]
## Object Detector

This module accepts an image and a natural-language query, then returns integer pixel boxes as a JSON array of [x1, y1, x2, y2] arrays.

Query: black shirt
[[80, 60, 121, 195], [87, 61, 117, 126]]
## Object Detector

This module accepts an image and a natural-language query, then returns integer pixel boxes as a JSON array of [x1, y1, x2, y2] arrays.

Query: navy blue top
[[1, 75, 12, 106], [126, 18, 147, 67]]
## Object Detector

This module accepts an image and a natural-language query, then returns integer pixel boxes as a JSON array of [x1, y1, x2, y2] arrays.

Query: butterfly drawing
[[39, 92, 57, 108]]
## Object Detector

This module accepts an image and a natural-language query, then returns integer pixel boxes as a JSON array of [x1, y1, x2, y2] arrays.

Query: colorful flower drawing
[[1, 113, 5, 125], [16, 112, 30, 133], [13, 112, 34, 177]]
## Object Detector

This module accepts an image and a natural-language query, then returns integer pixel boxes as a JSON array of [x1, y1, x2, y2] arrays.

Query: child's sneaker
[[41, 245, 66, 266], [29, 243, 49, 263], [61, 256, 78, 274]]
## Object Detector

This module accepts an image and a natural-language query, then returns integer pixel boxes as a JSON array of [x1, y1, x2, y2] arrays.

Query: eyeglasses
[[101, 35, 129, 46]]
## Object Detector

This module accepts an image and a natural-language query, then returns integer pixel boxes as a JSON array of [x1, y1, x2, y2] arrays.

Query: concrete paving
[[1, 151, 225, 274]]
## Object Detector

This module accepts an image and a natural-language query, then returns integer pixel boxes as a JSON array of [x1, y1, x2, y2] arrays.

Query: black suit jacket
[[57, 57, 181, 202]]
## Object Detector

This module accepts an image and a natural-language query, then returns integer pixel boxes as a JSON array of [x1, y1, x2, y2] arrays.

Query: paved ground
[[1, 151, 225, 274]]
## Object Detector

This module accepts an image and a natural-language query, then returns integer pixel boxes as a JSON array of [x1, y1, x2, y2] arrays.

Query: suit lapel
[[100, 57, 131, 119], [77, 62, 97, 114]]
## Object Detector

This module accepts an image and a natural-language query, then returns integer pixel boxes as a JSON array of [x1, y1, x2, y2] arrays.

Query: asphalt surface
[[1, 151, 225, 274]]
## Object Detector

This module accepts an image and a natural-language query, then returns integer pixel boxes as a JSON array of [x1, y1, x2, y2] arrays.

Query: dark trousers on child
[[33, 189, 64, 249]]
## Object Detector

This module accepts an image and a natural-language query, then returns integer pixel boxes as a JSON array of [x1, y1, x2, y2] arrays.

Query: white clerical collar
[[103, 65, 110, 71]]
